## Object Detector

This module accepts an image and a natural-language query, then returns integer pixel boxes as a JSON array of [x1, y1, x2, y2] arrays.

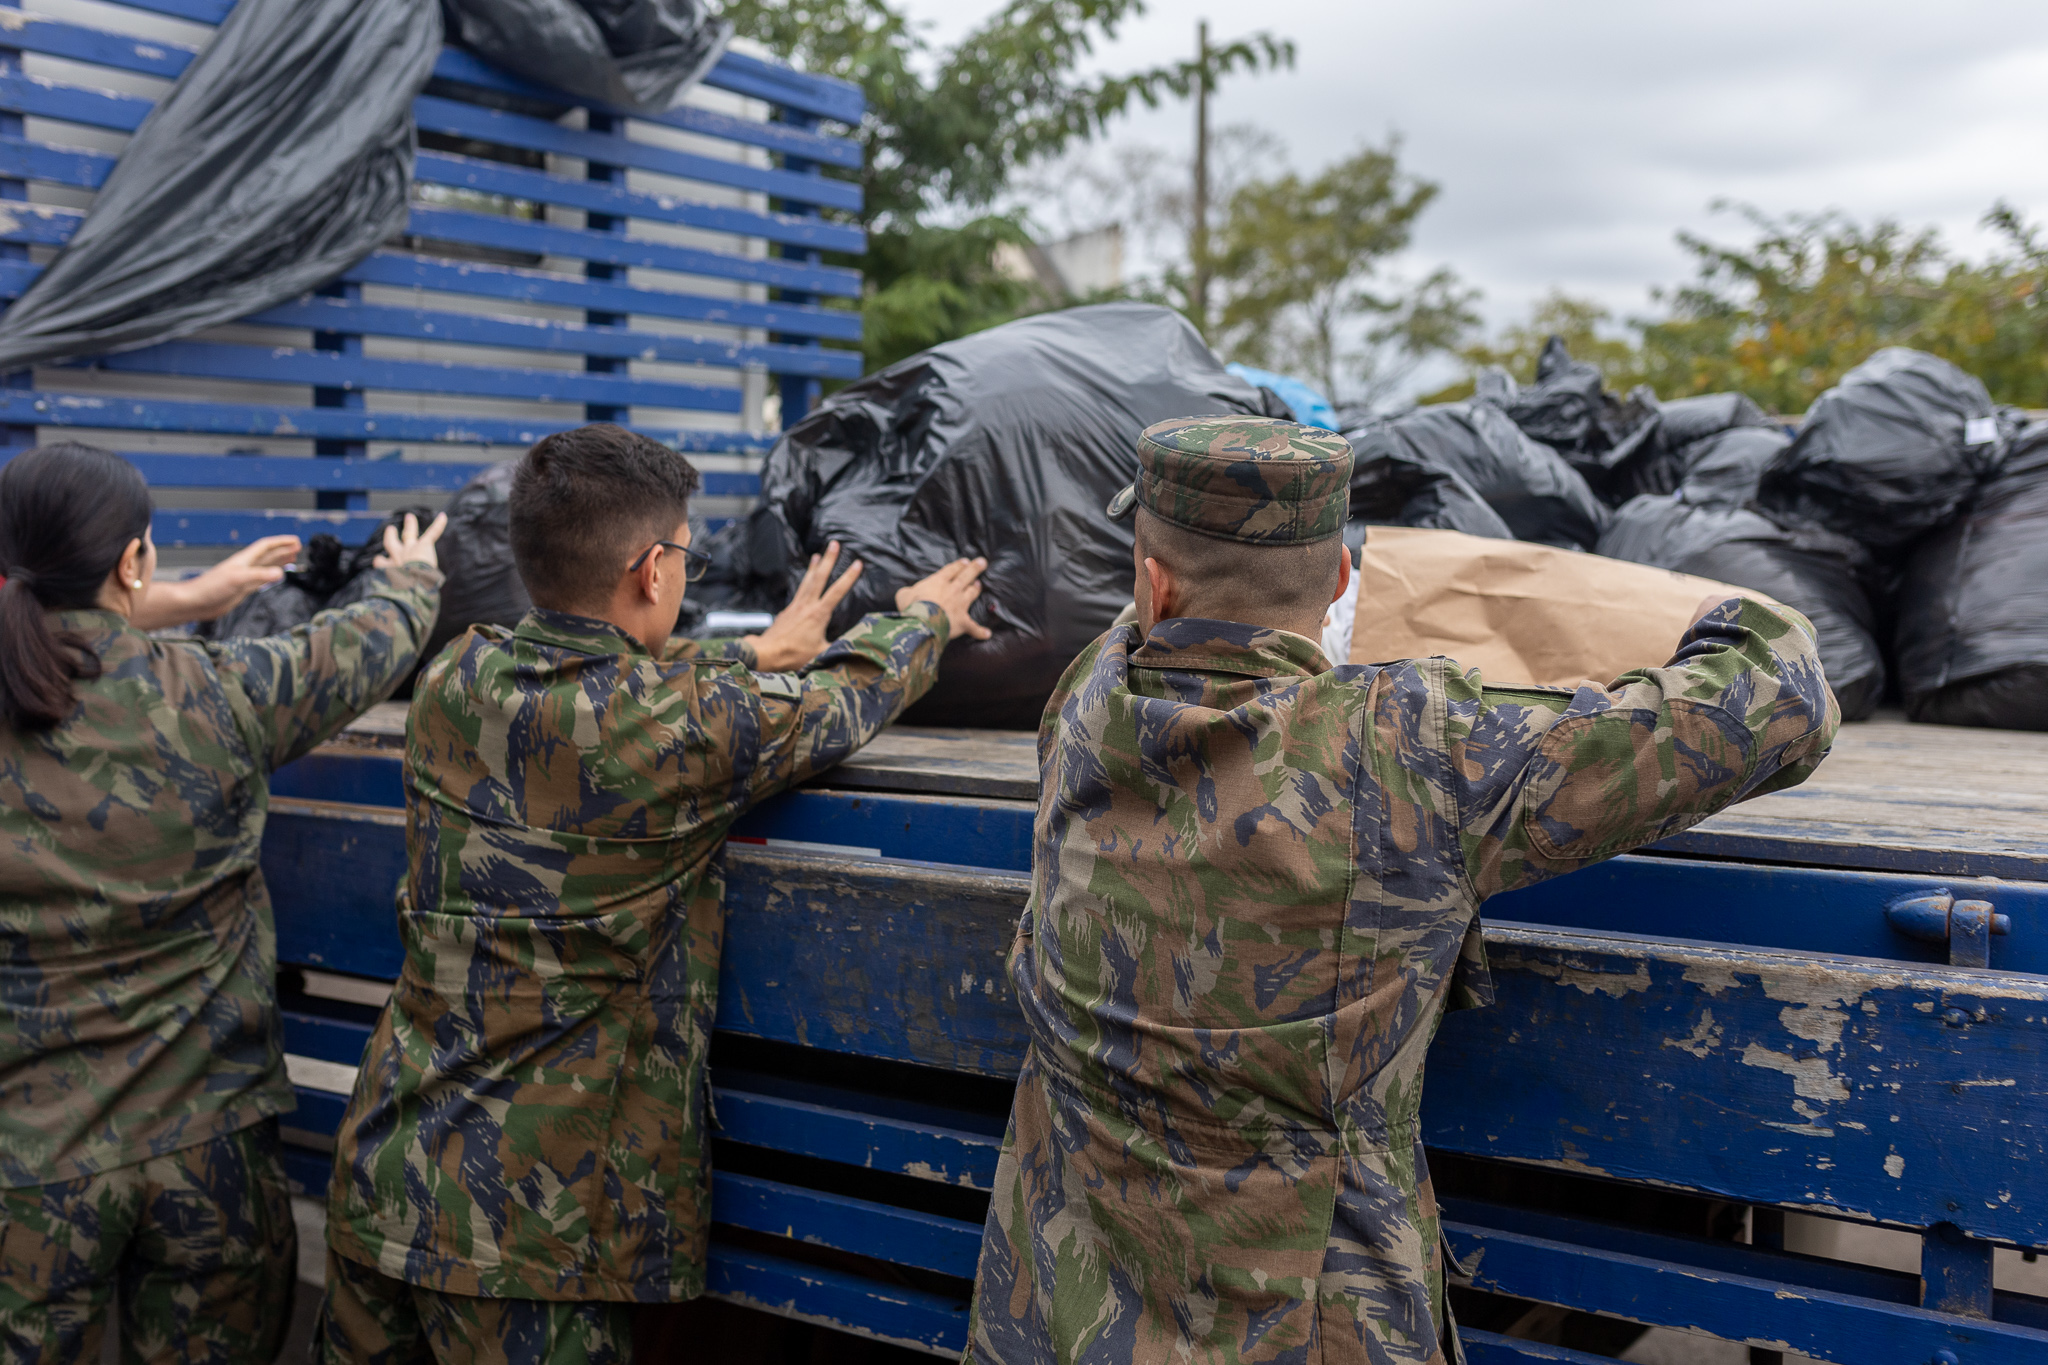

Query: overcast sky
[[896, 0, 2048, 344]]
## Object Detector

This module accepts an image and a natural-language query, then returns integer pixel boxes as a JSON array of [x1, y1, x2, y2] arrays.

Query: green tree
[[721, 0, 1293, 373], [1208, 141, 1476, 407]]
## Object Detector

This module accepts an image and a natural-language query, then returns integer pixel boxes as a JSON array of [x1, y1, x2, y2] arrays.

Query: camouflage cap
[[1107, 416, 1354, 544]]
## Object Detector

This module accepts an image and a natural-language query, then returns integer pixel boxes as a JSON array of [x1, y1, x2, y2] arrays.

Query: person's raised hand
[[897, 556, 992, 642], [374, 512, 449, 572], [745, 540, 865, 671], [129, 535, 302, 629]]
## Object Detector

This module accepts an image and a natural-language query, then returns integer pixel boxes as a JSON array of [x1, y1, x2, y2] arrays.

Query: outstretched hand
[[897, 556, 992, 642], [373, 512, 449, 571], [128, 535, 303, 630], [746, 540, 866, 671]]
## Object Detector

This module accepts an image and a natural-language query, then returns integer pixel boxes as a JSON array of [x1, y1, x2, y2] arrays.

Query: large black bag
[[1893, 425, 2048, 729], [441, 0, 731, 112], [1496, 338, 1657, 479], [1604, 392, 1779, 504], [759, 303, 1286, 729], [1598, 495, 1886, 720], [418, 463, 531, 673], [1757, 348, 2014, 551], [0, 0, 440, 373], [1348, 401, 1607, 548]]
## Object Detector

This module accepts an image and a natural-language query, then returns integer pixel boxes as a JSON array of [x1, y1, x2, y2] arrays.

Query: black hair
[[1134, 507, 1346, 624], [0, 442, 153, 730], [509, 423, 701, 610]]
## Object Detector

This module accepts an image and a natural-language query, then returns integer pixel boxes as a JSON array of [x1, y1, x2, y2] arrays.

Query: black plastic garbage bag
[[1677, 426, 1792, 508], [1604, 392, 1779, 503], [1757, 348, 2015, 552], [759, 303, 1284, 729], [1894, 425, 2048, 729], [1598, 495, 1885, 720], [199, 517, 407, 642], [1348, 401, 1607, 548], [0, 0, 440, 374], [442, 0, 732, 113], [418, 463, 531, 673], [1342, 428, 1513, 540], [1498, 337, 1657, 476]]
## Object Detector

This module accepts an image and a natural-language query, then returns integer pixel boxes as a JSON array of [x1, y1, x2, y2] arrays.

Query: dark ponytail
[[0, 443, 152, 730]]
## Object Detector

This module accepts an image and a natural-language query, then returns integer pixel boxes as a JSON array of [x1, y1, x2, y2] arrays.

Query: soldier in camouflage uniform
[[0, 442, 446, 1363], [321, 423, 990, 1363], [965, 416, 1839, 1364]]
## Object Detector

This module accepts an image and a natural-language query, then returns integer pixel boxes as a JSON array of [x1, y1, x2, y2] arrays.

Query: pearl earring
[[132, 579, 143, 590]]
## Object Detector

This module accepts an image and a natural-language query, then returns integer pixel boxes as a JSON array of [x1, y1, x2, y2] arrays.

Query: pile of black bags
[[1583, 344, 2043, 728], [194, 315, 2048, 733]]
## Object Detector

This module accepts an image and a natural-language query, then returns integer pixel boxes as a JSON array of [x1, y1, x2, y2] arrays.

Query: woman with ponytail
[[0, 443, 445, 1363]]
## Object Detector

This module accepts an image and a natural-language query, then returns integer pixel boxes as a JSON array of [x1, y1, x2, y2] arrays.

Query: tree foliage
[[721, 0, 1293, 372], [1209, 142, 1477, 406], [1449, 204, 2048, 413]]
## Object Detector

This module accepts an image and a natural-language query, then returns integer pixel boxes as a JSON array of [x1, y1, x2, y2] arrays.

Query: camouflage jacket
[[326, 603, 952, 1302], [0, 564, 443, 1188], [968, 597, 1838, 1364]]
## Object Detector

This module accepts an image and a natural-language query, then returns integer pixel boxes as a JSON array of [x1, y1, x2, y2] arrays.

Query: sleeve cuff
[[902, 598, 952, 647]]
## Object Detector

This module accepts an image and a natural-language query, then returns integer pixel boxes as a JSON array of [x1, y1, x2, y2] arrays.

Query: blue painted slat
[[0, 199, 83, 246], [1446, 1218, 2048, 1363], [271, 752, 404, 806], [243, 297, 862, 379], [1457, 1331, 1618, 1365], [1490, 854, 2048, 975], [154, 508, 390, 547], [710, 1171, 981, 1279], [700, 49, 865, 127], [413, 150, 865, 254], [289, 1085, 349, 1137], [705, 1244, 968, 1355], [411, 96, 861, 214], [731, 790, 1036, 872], [0, 134, 865, 261], [73, 339, 744, 412], [713, 1083, 1003, 1190], [266, 800, 408, 978], [0, 13, 192, 80], [0, 70, 151, 132], [341, 252, 862, 343], [0, 74, 861, 214], [282, 1008, 376, 1070], [426, 48, 864, 169], [403, 203, 862, 298], [117, 451, 760, 496]]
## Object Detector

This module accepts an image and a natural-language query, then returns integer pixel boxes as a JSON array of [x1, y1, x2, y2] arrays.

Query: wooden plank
[[0, 388, 768, 451], [710, 1172, 982, 1279], [713, 1083, 1002, 1191], [1426, 924, 2048, 1248], [705, 1244, 965, 1357], [1458, 1331, 1624, 1365], [813, 727, 1040, 801], [1446, 1217, 2048, 1363], [1658, 716, 2048, 880]]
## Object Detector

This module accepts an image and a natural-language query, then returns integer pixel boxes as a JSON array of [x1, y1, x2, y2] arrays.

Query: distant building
[[994, 224, 1124, 302]]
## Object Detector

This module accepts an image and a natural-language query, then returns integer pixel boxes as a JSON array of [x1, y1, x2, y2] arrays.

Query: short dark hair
[[509, 424, 700, 609], [1134, 507, 1344, 623], [0, 442, 153, 730]]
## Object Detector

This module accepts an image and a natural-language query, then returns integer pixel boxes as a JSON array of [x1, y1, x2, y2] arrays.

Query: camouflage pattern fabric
[[967, 596, 1838, 1364], [0, 563, 443, 1187], [326, 603, 952, 1303], [318, 1251, 632, 1365], [0, 1119, 296, 1365], [1106, 417, 1354, 543]]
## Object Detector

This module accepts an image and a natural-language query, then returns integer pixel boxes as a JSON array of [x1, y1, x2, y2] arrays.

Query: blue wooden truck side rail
[[263, 719, 2048, 1362], [0, 0, 842, 534]]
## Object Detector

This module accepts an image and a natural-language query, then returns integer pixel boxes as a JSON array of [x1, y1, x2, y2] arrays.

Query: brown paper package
[[1348, 526, 1741, 688]]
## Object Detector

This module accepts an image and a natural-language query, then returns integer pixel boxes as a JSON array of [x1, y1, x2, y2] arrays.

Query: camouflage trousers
[[0, 1118, 297, 1365], [317, 1253, 634, 1365]]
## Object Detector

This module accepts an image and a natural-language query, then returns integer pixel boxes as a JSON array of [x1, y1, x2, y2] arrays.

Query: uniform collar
[[50, 607, 133, 644], [511, 608, 649, 658], [1129, 616, 1332, 679]]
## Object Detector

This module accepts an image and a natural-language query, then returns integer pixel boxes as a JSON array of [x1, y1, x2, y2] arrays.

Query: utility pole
[[1191, 18, 1210, 339]]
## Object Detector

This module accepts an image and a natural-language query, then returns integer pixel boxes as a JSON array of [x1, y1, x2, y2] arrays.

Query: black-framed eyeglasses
[[626, 539, 713, 582]]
